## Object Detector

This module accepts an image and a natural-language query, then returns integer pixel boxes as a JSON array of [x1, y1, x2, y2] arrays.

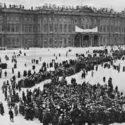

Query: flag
[[75, 25, 98, 33]]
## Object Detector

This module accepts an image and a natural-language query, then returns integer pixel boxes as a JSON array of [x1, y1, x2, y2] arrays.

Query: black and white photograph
[[1, 0, 125, 125]]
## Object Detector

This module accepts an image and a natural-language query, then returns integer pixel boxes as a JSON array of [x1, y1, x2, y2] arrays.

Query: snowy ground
[[0, 47, 125, 125]]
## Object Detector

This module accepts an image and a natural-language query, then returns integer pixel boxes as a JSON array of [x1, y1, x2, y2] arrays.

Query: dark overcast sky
[[1, 0, 125, 11]]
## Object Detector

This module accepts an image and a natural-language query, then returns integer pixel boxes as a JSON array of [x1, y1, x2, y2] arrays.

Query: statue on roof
[[4, 3, 6, 8]]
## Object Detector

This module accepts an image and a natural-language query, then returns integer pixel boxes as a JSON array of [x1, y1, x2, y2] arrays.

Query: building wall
[[0, 7, 125, 48]]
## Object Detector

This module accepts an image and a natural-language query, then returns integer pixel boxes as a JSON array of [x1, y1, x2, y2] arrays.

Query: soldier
[[9, 109, 14, 122]]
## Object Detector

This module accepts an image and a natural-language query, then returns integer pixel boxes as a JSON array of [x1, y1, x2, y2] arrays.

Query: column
[[80, 35, 82, 47], [90, 35, 93, 47]]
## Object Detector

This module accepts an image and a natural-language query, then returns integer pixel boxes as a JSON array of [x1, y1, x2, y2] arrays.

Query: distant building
[[0, 4, 125, 48]]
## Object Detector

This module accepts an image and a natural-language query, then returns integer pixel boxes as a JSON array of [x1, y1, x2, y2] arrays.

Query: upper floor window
[[69, 24, 72, 32], [55, 24, 57, 32], [16, 25, 19, 32], [60, 24, 62, 32], [64, 24, 67, 32], [44, 24, 47, 32], [49, 24, 53, 32]]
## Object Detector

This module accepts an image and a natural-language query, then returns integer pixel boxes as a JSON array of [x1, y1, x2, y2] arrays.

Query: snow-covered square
[[0, 46, 125, 125]]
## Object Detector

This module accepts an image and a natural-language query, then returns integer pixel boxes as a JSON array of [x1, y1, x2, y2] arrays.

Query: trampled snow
[[0, 47, 125, 125]]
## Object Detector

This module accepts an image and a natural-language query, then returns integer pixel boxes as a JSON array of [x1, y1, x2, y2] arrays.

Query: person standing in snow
[[14, 104, 18, 116], [0, 103, 4, 115], [9, 109, 14, 122], [12, 68, 14, 74], [4, 71, 7, 78]]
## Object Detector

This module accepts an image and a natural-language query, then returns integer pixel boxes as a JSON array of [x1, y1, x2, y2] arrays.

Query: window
[[7, 38, 10, 45], [2, 25, 4, 31], [64, 38, 67, 45], [115, 27, 117, 32], [60, 24, 62, 32], [44, 24, 47, 32], [68, 37, 71, 46], [55, 24, 57, 32], [55, 38, 57, 44], [69, 24, 72, 32], [99, 26, 102, 32], [64, 24, 67, 32], [50, 24, 53, 32], [12, 38, 15, 45], [16, 25, 19, 32], [29, 25, 32, 32], [0, 25, 2, 31], [7, 25, 10, 32], [38, 24, 40, 32], [12, 25, 15, 32], [107, 26, 109, 32], [49, 18, 52, 22], [25, 25, 28, 32], [33, 25, 35, 32]]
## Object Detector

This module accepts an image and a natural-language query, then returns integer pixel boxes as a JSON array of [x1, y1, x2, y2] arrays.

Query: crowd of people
[[1, 46, 125, 125]]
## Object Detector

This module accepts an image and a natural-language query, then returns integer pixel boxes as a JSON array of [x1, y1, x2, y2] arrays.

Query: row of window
[[22, 24, 39, 32], [99, 25, 125, 33], [44, 24, 73, 32], [6, 37, 20, 45], [0, 24, 41, 33]]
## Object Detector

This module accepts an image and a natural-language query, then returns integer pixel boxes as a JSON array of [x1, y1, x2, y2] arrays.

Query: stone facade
[[0, 5, 125, 48]]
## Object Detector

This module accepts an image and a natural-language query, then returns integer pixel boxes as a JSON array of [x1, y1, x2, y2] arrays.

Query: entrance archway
[[74, 34, 81, 47], [83, 35, 89, 47], [93, 35, 98, 46]]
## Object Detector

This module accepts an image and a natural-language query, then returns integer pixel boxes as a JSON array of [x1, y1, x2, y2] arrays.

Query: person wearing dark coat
[[9, 109, 14, 122], [4, 71, 7, 78], [1, 103, 4, 115]]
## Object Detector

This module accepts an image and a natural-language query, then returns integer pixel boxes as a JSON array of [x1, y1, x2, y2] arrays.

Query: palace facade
[[0, 4, 125, 48]]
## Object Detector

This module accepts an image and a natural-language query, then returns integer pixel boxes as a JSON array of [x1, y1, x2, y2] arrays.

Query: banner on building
[[75, 25, 98, 33]]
